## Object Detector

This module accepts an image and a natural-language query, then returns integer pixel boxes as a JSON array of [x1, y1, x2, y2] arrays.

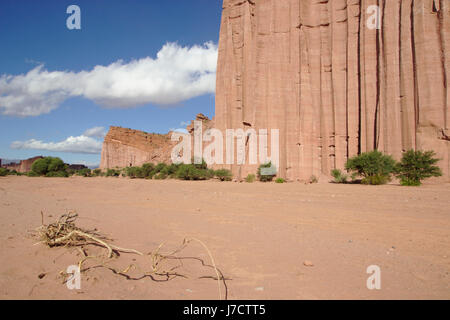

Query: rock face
[[100, 114, 215, 169], [3, 156, 43, 173], [215, 0, 450, 180], [100, 127, 176, 169]]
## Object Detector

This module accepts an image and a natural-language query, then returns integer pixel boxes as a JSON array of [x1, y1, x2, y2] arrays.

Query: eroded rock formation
[[215, 0, 450, 180], [100, 114, 214, 169], [3, 156, 43, 173], [100, 127, 176, 169]]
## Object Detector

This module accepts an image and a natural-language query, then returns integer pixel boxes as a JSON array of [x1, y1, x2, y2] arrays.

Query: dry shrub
[[34, 212, 228, 299]]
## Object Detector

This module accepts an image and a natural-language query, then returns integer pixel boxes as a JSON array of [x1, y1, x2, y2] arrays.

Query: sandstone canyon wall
[[215, 0, 450, 180]]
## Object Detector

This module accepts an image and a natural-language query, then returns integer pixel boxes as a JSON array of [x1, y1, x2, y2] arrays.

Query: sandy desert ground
[[0, 176, 449, 300]]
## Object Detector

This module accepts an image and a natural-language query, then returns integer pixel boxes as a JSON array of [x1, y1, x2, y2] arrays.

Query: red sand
[[0, 176, 449, 299]]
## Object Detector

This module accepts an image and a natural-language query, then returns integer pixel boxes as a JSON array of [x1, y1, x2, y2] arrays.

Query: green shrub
[[310, 175, 318, 184], [0, 168, 8, 176], [93, 169, 102, 176], [31, 157, 66, 176], [48, 157, 65, 172], [154, 172, 168, 180], [106, 169, 120, 177], [31, 158, 51, 175], [76, 168, 92, 177], [331, 169, 349, 184], [175, 164, 210, 181], [345, 150, 396, 185], [245, 174, 256, 183], [193, 158, 208, 170], [45, 171, 69, 178], [26, 171, 40, 177], [214, 169, 232, 181], [257, 162, 276, 182], [275, 178, 286, 184], [153, 163, 168, 174], [141, 163, 155, 178], [395, 150, 442, 186], [126, 166, 144, 179]]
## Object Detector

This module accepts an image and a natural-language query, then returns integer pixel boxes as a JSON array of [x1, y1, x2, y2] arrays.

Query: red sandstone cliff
[[99, 127, 176, 169], [215, 0, 450, 180], [100, 114, 214, 169], [3, 156, 43, 173]]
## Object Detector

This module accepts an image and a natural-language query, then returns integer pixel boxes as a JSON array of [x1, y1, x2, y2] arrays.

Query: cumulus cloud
[[10, 127, 105, 154], [0, 42, 218, 117], [83, 126, 107, 138]]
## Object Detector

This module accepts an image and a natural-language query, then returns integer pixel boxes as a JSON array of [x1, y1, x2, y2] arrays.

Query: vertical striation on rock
[[215, 0, 450, 180]]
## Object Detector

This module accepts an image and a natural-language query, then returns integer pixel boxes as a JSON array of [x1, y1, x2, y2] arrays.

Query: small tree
[[31, 158, 51, 175], [395, 150, 442, 186], [345, 150, 396, 185]]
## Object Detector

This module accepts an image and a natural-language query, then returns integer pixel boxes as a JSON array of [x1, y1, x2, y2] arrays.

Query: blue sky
[[0, 0, 222, 166]]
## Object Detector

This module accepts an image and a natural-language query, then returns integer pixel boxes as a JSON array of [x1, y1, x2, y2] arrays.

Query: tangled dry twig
[[34, 211, 228, 300]]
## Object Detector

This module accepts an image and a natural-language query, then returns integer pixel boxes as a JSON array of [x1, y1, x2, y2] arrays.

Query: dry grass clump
[[34, 211, 228, 300]]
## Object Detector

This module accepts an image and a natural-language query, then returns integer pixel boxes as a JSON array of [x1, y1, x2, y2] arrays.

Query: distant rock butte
[[2, 156, 43, 173], [101, 0, 449, 181]]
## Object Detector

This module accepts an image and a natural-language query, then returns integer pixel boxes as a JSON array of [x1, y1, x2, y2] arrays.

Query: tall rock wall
[[215, 0, 450, 180]]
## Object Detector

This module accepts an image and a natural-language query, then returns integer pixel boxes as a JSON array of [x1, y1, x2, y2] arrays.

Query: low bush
[[175, 164, 211, 181], [45, 171, 69, 178], [126, 166, 144, 179], [154, 172, 168, 180], [76, 168, 92, 177], [105, 169, 121, 177], [257, 162, 276, 182], [245, 174, 256, 183], [214, 169, 232, 181], [345, 150, 396, 185], [26, 171, 40, 177], [275, 178, 286, 184], [331, 169, 349, 184], [92, 169, 103, 177], [0, 168, 8, 176], [310, 175, 318, 184], [395, 150, 442, 186]]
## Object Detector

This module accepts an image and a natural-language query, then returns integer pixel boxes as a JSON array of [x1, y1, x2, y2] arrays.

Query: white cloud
[[83, 126, 106, 138], [10, 127, 105, 154], [0, 42, 218, 117], [169, 128, 189, 134]]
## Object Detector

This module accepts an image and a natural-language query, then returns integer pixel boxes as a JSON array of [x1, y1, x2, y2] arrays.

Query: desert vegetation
[[331, 149, 442, 186]]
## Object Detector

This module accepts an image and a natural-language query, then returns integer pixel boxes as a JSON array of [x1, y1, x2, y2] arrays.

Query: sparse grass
[[245, 174, 256, 183], [275, 178, 286, 184]]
